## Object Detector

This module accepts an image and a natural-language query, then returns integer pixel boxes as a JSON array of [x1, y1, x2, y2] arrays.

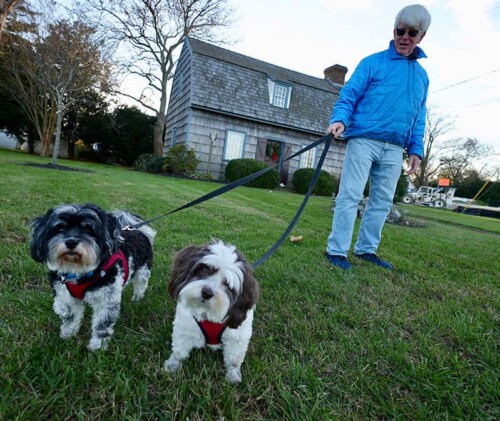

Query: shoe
[[354, 253, 393, 270], [325, 252, 352, 270]]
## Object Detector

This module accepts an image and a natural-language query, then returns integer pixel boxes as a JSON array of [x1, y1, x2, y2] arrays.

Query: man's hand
[[327, 122, 345, 137], [406, 154, 421, 175]]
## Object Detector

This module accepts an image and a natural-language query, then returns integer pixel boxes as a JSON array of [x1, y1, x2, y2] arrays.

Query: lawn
[[1, 149, 499, 420]]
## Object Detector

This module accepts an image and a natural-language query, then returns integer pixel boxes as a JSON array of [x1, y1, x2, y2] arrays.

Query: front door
[[256, 139, 290, 186]]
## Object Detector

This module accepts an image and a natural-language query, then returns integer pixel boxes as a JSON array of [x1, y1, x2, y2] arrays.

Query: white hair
[[394, 4, 431, 32]]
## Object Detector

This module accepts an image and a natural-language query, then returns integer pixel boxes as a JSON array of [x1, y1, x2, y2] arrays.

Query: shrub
[[225, 159, 280, 189], [133, 153, 165, 173], [77, 148, 101, 162], [162, 144, 199, 175], [293, 168, 336, 196]]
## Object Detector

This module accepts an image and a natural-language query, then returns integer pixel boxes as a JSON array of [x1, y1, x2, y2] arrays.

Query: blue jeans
[[327, 138, 403, 257]]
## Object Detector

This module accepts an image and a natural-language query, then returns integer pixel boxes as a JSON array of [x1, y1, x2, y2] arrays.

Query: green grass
[[1, 149, 499, 420], [398, 203, 500, 235]]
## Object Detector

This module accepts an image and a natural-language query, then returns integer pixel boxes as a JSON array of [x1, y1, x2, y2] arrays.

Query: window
[[299, 144, 316, 169], [268, 79, 291, 108], [272, 83, 289, 108], [224, 130, 245, 160]]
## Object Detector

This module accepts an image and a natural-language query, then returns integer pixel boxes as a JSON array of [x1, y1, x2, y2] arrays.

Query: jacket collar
[[388, 40, 427, 60]]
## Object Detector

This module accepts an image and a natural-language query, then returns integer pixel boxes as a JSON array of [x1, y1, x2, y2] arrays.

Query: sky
[[219, 0, 500, 176]]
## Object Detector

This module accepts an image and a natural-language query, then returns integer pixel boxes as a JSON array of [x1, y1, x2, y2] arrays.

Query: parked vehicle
[[402, 186, 456, 208]]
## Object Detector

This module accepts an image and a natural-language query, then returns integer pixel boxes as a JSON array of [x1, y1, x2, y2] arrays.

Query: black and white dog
[[164, 240, 259, 383], [29, 203, 155, 351]]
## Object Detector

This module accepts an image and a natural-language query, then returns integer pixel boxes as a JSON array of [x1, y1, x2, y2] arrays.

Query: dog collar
[[196, 319, 227, 345], [64, 249, 129, 300], [61, 271, 95, 282]]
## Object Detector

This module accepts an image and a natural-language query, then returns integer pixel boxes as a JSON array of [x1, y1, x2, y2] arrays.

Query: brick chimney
[[324, 64, 348, 85]]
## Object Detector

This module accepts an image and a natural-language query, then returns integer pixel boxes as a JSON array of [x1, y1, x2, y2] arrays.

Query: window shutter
[[256, 139, 267, 161]]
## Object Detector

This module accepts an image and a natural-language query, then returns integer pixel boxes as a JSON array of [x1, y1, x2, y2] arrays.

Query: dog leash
[[124, 133, 335, 268], [251, 134, 332, 269], [123, 134, 335, 231]]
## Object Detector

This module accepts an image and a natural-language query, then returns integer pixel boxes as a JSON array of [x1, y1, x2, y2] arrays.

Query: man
[[326, 4, 431, 270]]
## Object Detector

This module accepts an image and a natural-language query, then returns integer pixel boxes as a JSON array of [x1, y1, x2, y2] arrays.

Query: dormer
[[267, 78, 291, 109]]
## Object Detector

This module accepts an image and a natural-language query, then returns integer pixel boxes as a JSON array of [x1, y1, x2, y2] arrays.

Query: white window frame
[[267, 79, 291, 109], [224, 130, 245, 161], [299, 144, 317, 169]]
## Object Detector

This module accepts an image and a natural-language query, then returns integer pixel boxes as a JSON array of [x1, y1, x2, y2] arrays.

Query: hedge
[[225, 159, 280, 189], [292, 168, 336, 196]]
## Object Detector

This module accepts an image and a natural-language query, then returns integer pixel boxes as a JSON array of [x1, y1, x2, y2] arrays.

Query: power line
[[466, 98, 500, 108], [431, 67, 500, 94]]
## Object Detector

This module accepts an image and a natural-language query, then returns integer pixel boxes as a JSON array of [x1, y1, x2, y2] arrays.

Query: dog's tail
[[111, 210, 156, 245]]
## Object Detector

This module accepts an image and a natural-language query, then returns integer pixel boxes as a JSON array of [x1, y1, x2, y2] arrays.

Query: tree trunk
[[0, 0, 19, 46], [153, 69, 169, 156], [41, 137, 50, 157], [51, 93, 64, 165], [153, 117, 164, 155]]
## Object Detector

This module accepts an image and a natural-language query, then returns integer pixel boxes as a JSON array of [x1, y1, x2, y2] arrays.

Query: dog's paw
[[87, 338, 110, 352], [131, 292, 145, 302], [60, 328, 77, 340], [163, 357, 181, 373], [225, 367, 242, 384]]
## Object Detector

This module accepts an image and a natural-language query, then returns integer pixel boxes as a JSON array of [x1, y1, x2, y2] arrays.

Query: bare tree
[[439, 137, 493, 185], [414, 106, 455, 187], [1, 20, 111, 161], [80, 0, 235, 155]]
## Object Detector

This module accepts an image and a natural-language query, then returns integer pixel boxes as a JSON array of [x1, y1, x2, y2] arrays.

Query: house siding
[[165, 41, 192, 148], [185, 108, 346, 181], [34, 140, 68, 158]]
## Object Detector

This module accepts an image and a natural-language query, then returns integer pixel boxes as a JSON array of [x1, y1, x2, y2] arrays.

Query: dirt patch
[[21, 162, 92, 173], [388, 218, 426, 228]]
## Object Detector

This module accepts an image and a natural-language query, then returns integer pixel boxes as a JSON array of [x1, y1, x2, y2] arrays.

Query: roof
[[185, 37, 341, 134]]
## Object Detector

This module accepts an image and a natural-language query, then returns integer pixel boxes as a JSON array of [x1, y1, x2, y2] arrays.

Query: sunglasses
[[395, 28, 422, 37]]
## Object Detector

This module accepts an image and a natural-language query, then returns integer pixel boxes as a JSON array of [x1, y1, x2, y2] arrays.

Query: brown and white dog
[[164, 240, 259, 383]]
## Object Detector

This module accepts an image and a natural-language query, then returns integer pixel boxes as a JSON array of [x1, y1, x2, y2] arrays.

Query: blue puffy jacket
[[330, 40, 429, 159]]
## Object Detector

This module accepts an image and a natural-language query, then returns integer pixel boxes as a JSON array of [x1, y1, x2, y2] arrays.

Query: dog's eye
[[80, 222, 96, 235], [53, 223, 66, 233], [194, 264, 213, 278], [194, 264, 208, 277], [81, 223, 95, 235]]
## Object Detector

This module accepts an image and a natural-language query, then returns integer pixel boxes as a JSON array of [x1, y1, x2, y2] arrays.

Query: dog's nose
[[65, 238, 80, 250], [201, 287, 214, 300]]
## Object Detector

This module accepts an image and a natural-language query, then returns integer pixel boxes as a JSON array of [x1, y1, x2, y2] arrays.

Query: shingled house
[[164, 37, 348, 186]]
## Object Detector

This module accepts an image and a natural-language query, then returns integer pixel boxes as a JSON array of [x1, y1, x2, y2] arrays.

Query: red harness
[[196, 320, 227, 345], [64, 250, 129, 300]]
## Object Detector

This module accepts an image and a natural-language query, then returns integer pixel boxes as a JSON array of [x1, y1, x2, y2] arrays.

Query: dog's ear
[[225, 260, 259, 329], [29, 212, 51, 262], [168, 245, 207, 299], [103, 211, 120, 255], [78, 204, 118, 256]]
